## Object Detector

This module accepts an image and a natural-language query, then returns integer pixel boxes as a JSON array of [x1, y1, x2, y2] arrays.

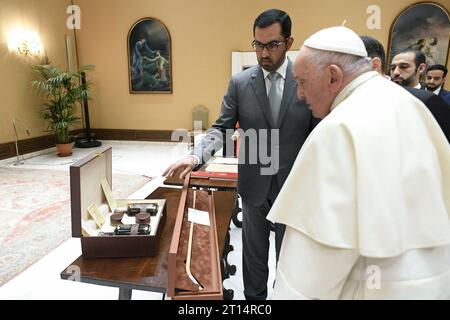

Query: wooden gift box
[[70, 147, 166, 258], [167, 175, 223, 300]]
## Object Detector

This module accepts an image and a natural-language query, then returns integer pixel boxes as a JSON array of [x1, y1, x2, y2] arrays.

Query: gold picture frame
[[387, 1, 450, 75], [127, 17, 172, 94]]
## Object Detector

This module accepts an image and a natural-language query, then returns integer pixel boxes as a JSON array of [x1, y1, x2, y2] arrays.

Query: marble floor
[[0, 140, 276, 300]]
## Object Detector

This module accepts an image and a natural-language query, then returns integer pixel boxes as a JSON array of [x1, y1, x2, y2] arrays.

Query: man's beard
[[392, 74, 416, 87], [259, 57, 275, 72], [426, 84, 439, 91]]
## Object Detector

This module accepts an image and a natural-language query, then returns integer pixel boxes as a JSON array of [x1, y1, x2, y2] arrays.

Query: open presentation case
[[70, 147, 166, 258], [167, 174, 223, 300]]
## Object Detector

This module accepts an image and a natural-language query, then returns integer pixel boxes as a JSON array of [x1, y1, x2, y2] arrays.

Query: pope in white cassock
[[267, 26, 450, 299]]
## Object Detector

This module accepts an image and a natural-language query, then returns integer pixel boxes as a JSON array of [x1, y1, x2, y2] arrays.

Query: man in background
[[390, 48, 426, 89], [361, 36, 450, 143], [360, 36, 388, 78], [426, 64, 450, 105]]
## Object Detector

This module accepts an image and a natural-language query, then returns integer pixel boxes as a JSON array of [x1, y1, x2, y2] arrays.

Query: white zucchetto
[[304, 26, 368, 57]]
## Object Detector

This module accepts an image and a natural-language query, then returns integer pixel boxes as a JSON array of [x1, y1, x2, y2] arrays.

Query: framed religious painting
[[387, 2, 450, 79], [127, 18, 172, 93]]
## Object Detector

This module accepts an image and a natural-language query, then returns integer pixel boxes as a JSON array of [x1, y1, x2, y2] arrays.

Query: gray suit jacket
[[194, 61, 316, 207]]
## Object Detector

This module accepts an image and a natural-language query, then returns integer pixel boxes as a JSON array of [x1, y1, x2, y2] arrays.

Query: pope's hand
[[162, 156, 197, 179]]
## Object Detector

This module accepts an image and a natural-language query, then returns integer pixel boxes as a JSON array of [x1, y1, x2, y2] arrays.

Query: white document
[[205, 163, 238, 173], [213, 157, 238, 165], [82, 219, 99, 237], [188, 208, 210, 226]]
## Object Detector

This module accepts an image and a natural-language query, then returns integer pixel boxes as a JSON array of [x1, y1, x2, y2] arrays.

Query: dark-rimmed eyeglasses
[[252, 40, 287, 52]]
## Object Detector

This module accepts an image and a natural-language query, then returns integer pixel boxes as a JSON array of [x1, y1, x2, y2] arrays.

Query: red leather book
[[191, 171, 211, 179], [191, 171, 238, 180]]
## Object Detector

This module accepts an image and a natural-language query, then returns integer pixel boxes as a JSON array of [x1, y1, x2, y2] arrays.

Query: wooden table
[[164, 171, 238, 191], [165, 167, 241, 229], [60, 187, 236, 300], [164, 168, 241, 298]]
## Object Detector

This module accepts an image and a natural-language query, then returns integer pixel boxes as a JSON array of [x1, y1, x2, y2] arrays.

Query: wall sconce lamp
[[7, 29, 42, 57]]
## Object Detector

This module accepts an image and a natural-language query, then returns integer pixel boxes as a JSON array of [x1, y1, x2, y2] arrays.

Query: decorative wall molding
[[91, 129, 178, 142], [0, 129, 183, 160], [0, 133, 72, 161]]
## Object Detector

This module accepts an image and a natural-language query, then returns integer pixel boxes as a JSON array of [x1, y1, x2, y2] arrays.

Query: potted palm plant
[[32, 58, 94, 157]]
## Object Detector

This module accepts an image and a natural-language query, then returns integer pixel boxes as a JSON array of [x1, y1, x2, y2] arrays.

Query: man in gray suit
[[164, 9, 317, 300]]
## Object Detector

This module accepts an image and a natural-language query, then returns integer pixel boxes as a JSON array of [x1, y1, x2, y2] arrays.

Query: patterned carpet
[[0, 168, 151, 286]]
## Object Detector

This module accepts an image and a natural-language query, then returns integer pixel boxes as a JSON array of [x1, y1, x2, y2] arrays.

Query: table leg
[[119, 288, 132, 300], [221, 227, 236, 300], [224, 230, 236, 275], [232, 195, 242, 228], [223, 288, 234, 300]]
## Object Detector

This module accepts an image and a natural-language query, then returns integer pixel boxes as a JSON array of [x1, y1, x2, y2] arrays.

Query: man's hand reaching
[[162, 156, 198, 179]]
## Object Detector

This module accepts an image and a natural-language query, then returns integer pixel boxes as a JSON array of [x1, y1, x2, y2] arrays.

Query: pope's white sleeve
[[272, 226, 360, 300]]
